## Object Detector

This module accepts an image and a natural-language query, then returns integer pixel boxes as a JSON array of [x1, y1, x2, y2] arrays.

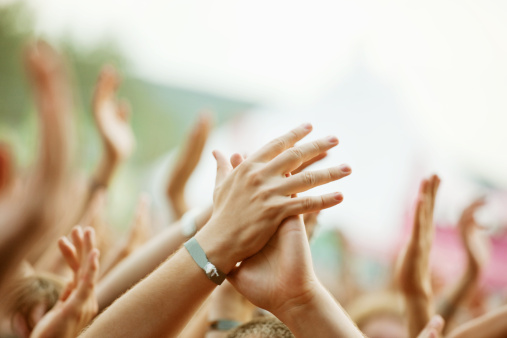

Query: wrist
[[272, 280, 321, 322], [194, 220, 237, 275]]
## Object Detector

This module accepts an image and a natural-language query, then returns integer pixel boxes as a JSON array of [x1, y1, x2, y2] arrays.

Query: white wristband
[[180, 208, 201, 237]]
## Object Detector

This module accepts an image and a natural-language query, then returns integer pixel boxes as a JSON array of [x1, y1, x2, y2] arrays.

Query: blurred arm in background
[[166, 111, 213, 220], [438, 198, 489, 331], [0, 40, 73, 291], [396, 175, 440, 338]]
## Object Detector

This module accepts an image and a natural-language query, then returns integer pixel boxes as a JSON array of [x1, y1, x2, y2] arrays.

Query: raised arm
[[82, 124, 348, 337], [96, 205, 212, 311], [396, 175, 440, 338], [0, 41, 73, 289], [167, 112, 212, 219], [438, 198, 488, 328]]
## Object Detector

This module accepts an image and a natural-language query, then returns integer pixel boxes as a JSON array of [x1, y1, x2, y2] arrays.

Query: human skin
[[396, 175, 440, 338], [80, 124, 351, 337]]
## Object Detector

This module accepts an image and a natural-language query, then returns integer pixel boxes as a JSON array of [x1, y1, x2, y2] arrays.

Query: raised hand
[[0, 41, 73, 289], [31, 226, 100, 338], [99, 194, 152, 278], [396, 174, 440, 338], [79, 124, 353, 338], [458, 198, 489, 272], [167, 112, 213, 219], [438, 198, 489, 326], [228, 214, 315, 314], [24, 40, 73, 186], [92, 65, 134, 162], [196, 124, 352, 274]]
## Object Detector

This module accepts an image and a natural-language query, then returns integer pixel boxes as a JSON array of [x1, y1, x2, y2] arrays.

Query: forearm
[[447, 304, 507, 338], [82, 247, 217, 337], [97, 207, 212, 310], [438, 264, 479, 324], [179, 300, 211, 338], [275, 282, 363, 338], [405, 293, 433, 338]]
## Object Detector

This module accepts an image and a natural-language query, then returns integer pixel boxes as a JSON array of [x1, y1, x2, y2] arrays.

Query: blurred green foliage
[[0, 3, 253, 228]]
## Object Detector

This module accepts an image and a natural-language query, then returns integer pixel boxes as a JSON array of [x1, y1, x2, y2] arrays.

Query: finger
[[76, 249, 100, 300], [213, 150, 233, 186], [230, 153, 244, 169], [412, 198, 424, 242], [279, 164, 351, 195], [467, 197, 486, 213], [71, 226, 84, 262], [266, 135, 339, 175], [282, 192, 343, 216], [83, 227, 96, 260], [429, 174, 440, 211], [291, 152, 327, 175], [248, 123, 313, 162], [58, 236, 79, 272]]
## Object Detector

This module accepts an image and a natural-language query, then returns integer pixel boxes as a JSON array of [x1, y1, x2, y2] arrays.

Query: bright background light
[[14, 0, 507, 246]]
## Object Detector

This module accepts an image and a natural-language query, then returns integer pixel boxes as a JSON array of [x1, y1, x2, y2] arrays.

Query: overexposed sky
[[19, 0, 507, 189], [7, 0, 507, 245]]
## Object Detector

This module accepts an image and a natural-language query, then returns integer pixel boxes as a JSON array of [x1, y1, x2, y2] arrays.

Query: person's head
[[347, 291, 405, 338], [226, 316, 294, 338], [5, 274, 64, 336]]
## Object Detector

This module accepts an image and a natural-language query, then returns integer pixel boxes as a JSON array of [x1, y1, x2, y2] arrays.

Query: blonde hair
[[226, 316, 294, 338], [5, 273, 64, 331]]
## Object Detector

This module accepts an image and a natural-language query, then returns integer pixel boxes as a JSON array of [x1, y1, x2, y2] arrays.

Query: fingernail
[[327, 136, 338, 144], [334, 193, 343, 201], [340, 164, 351, 174], [302, 123, 312, 130]]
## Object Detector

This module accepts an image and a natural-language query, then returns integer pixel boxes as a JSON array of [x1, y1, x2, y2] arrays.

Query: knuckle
[[303, 171, 316, 186], [271, 137, 287, 152], [288, 130, 299, 142], [302, 197, 314, 211], [247, 171, 263, 187], [287, 147, 303, 161], [328, 168, 338, 180]]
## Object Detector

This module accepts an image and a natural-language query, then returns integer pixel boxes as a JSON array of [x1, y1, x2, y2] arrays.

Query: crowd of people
[[0, 40, 506, 338]]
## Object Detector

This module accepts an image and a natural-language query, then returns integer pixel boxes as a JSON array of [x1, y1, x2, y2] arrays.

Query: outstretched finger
[[58, 236, 79, 273], [76, 249, 100, 300], [282, 192, 343, 217], [266, 136, 338, 175], [248, 123, 313, 162], [279, 164, 351, 195], [83, 227, 96, 261], [213, 150, 233, 186], [230, 153, 244, 169], [71, 226, 84, 263]]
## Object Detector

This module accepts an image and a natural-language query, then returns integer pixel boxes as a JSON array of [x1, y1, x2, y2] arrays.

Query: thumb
[[213, 150, 233, 186]]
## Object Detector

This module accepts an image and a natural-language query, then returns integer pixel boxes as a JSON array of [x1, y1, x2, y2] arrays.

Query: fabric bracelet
[[184, 237, 226, 285], [209, 319, 242, 331]]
